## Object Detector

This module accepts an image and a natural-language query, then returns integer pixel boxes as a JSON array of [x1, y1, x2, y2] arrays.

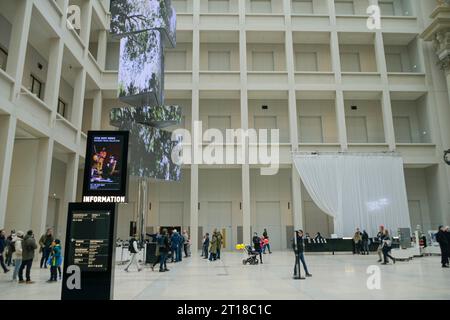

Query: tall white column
[[30, 138, 54, 236], [6, 0, 33, 100], [0, 116, 17, 228], [71, 68, 87, 143], [291, 166, 303, 231], [92, 90, 102, 130], [80, 0, 93, 50], [97, 30, 107, 70], [44, 38, 64, 120]]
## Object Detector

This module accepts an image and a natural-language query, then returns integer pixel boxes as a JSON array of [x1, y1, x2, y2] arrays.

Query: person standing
[[47, 239, 62, 282], [252, 232, 263, 264], [216, 230, 223, 260], [376, 225, 385, 262], [262, 228, 272, 254], [293, 230, 312, 277], [39, 228, 54, 269], [182, 230, 190, 258], [171, 230, 182, 262], [381, 229, 396, 265], [158, 229, 170, 272], [209, 232, 218, 261], [0, 229, 10, 274], [202, 233, 210, 259], [361, 230, 370, 255], [124, 235, 142, 272], [5, 230, 14, 266], [151, 231, 161, 271], [436, 225, 449, 268], [11, 231, 23, 282], [352, 228, 362, 254], [18, 230, 37, 284]]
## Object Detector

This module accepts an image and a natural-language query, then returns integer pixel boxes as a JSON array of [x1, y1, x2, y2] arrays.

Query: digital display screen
[[67, 211, 112, 272], [83, 131, 129, 199]]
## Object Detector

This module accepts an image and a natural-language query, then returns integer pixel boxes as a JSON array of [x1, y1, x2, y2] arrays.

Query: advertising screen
[[110, 105, 182, 128], [83, 131, 129, 199]]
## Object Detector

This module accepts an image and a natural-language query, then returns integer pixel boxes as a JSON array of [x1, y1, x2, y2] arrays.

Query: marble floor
[[0, 251, 448, 300]]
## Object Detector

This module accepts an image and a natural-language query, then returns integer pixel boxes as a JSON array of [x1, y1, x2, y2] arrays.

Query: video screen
[[110, 0, 176, 47], [118, 30, 163, 106], [110, 105, 182, 128]]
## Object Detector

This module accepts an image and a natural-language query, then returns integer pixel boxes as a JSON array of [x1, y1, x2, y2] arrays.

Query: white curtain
[[293, 153, 411, 237]]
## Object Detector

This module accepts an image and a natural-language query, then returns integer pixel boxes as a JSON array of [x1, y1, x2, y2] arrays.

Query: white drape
[[293, 154, 411, 237]]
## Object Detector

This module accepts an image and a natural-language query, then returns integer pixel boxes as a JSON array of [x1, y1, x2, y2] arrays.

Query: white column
[[44, 38, 64, 118], [30, 138, 54, 236], [291, 166, 303, 231], [6, 0, 33, 100], [242, 164, 251, 245], [190, 165, 199, 254], [92, 90, 102, 130], [59, 153, 79, 245], [0, 116, 17, 227], [97, 30, 107, 70], [335, 90, 348, 150], [71, 68, 87, 142], [80, 0, 93, 50]]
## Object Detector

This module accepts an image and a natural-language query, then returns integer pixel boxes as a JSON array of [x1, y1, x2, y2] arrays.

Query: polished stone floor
[[0, 251, 448, 300]]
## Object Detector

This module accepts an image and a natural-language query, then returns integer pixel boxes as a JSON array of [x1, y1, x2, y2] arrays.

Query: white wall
[[344, 100, 385, 143], [22, 44, 48, 96], [248, 99, 290, 143], [293, 44, 332, 72], [200, 43, 240, 71], [404, 168, 432, 231], [297, 100, 338, 143], [340, 45, 377, 72], [247, 44, 286, 71], [166, 43, 193, 71]]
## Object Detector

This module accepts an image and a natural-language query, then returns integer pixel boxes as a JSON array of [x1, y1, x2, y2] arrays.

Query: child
[[47, 239, 62, 282]]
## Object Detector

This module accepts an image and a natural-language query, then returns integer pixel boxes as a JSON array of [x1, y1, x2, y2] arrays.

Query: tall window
[[57, 98, 67, 118], [0, 47, 7, 71], [30, 74, 43, 99]]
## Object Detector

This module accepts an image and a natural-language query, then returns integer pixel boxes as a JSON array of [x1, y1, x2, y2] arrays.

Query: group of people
[[125, 229, 192, 273], [201, 229, 223, 261], [352, 228, 370, 255], [0, 228, 62, 283], [436, 225, 450, 268]]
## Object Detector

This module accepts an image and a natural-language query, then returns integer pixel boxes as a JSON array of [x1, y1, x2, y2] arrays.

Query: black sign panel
[[62, 203, 117, 300], [82, 131, 129, 202]]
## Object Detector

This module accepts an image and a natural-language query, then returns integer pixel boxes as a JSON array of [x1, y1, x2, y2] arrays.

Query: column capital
[[432, 30, 450, 72]]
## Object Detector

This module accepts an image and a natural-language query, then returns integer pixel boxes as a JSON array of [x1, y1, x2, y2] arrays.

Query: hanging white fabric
[[293, 153, 411, 237]]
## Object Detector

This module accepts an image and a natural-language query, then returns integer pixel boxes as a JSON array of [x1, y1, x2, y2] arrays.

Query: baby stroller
[[242, 245, 259, 265]]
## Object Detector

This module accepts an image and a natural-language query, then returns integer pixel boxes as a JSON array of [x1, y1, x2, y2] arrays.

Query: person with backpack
[[0, 229, 10, 274], [18, 230, 37, 284], [158, 229, 170, 272], [47, 239, 62, 282], [124, 235, 142, 272], [11, 231, 23, 281]]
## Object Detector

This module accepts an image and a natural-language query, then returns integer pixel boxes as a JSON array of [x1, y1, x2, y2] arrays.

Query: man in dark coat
[[0, 229, 10, 273], [19, 230, 38, 283], [436, 225, 449, 268]]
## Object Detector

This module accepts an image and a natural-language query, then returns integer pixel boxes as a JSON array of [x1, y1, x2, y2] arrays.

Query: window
[[252, 51, 274, 71], [166, 51, 187, 71], [57, 98, 67, 118], [30, 74, 43, 99], [379, 2, 395, 16], [208, 0, 229, 13], [208, 51, 231, 71], [335, 1, 354, 15], [299, 116, 323, 143], [385, 53, 403, 72], [346, 116, 368, 143], [173, 0, 188, 13], [340, 52, 361, 72], [296, 52, 318, 71], [250, 0, 271, 13], [292, 0, 313, 14], [393, 116, 412, 143], [0, 47, 7, 71]]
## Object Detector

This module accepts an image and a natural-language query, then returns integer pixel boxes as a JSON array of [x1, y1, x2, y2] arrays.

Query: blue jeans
[[176, 246, 182, 262], [159, 253, 167, 270], [294, 252, 309, 275], [263, 243, 271, 253], [12, 259, 21, 280], [217, 249, 221, 259]]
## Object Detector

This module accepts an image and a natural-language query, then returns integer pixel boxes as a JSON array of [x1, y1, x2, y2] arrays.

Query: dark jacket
[[0, 235, 6, 254], [292, 235, 304, 253], [22, 234, 38, 261], [159, 235, 170, 253], [436, 230, 449, 247], [203, 237, 210, 248], [362, 231, 369, 242], [252, 236, 261, 251]]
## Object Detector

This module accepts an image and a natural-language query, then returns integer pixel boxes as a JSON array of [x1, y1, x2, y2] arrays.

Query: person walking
[[202, 233, 210, 259], [158, 229, 170, 272], [151, 231, 161, 271], [124, 235, 142, 272], [262, 228, 272, 254], [352, 228, 362, 254], [182, 230, 190, 258], [293, 230, 312, 277], [436, 225, 449, 268], [381, 229, 396, 265], [18, 230, 37, 284], [376, 225, 385, 262], [361, 230, 370, 255], [216, 230, 223, 260], [209, 232, 218, 261], [0, 229, 10, 274], [39, 228, 54, 269], [47, 239, 62, 282], [252, 232, 263, 264], [11, 231, 24, 282]]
